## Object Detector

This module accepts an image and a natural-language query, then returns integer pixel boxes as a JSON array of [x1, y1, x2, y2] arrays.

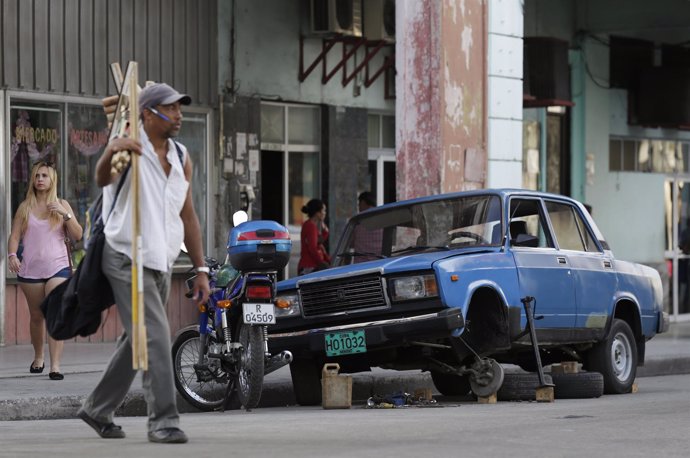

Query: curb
[[2, 358, 689, 421]]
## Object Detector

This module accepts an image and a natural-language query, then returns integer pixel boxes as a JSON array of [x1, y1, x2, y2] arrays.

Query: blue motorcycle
[[172, 212, 292, 411]]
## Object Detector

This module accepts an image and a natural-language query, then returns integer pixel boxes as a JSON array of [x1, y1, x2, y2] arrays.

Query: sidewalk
[[1, 321, 689, 421]]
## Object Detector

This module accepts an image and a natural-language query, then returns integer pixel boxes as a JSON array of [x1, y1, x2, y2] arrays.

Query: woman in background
[[7, 161, 83, 380], [297, 198, 330, 275]]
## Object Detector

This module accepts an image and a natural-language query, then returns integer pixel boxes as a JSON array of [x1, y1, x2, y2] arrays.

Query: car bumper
[[268, 308, 464, 356]]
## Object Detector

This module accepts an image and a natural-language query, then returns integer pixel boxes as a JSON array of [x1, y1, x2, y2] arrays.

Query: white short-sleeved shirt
[[103, 127, 189, 272]]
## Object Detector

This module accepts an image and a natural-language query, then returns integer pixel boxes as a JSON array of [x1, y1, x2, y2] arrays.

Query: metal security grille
[[299, 274, 389, 317]]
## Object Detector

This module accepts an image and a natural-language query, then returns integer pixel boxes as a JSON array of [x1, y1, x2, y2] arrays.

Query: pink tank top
[[18, 213, 70, 279]]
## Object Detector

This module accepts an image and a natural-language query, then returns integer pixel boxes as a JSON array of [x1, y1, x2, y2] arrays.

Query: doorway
[[664, 178, 690, 320]]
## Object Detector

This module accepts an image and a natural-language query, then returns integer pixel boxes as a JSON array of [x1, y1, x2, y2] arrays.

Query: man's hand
[[102, 95, 119, 129], [192, 274, 211, 307]]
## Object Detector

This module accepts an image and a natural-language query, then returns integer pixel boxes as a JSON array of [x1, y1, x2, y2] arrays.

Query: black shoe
[[77, 409, 126, 439], [148, 428, 188, 444], [29, 362, 44, 373], [49, 372, 64, 380]]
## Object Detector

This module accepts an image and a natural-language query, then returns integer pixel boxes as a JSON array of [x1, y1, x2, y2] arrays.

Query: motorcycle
[[172, 211, 293, 411]]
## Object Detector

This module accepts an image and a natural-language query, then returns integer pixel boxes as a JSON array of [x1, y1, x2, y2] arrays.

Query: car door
[[543, 200, 616, 332], [509, 198, 577, 330]]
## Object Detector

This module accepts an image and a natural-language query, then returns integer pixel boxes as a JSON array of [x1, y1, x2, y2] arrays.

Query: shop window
[[7, 97, 211, 269], [609, 136, 689, 174]]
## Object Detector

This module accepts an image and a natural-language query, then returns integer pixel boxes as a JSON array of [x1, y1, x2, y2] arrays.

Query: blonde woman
[[7, 161, 83, 380]]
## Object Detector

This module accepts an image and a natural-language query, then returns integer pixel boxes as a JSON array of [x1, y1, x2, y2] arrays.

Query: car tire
[[290, 359, 322, 406], [551, 371, 604, 399], [585, 318, 637, 394], [497, 372, 553, 401], [430, 371, 472, 396]]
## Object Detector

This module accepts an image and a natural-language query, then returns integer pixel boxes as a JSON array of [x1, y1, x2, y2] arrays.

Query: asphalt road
[[0, 374, 688, 458]]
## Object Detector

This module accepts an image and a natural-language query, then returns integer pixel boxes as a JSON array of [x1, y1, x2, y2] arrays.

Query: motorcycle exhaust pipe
[[264, 350, 293, 375]]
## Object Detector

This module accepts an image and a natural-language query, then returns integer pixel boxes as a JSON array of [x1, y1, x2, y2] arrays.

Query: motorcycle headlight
[[274, 292, 301, 318], [389, 274, 438, 302]]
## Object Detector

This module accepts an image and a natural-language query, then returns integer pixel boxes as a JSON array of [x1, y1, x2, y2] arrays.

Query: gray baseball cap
[[138, 83, 192, 111]]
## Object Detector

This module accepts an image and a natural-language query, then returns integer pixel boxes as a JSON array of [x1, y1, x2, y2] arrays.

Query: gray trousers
[[81, 242, 179, 432]]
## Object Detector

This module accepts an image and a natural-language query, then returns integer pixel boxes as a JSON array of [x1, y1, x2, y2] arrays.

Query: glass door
[[664, 178, 690, 321]]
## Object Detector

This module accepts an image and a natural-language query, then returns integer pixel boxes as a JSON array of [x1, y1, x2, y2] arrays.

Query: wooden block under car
[[477, 393, 497, 404], [414, 388, 434, 401], [631, 382, 638, 393], [551, 361, 580, 374], [535, 386, 555, 402]]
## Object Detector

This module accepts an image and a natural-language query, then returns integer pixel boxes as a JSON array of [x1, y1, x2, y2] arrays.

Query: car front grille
[[299, 273, 389, 318]]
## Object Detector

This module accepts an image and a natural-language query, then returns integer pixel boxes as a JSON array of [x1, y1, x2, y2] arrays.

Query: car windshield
[[334, 194, 503, 265]]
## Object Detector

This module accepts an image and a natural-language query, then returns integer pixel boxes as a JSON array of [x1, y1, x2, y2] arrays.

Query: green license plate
[[324, 330, 367, 357]]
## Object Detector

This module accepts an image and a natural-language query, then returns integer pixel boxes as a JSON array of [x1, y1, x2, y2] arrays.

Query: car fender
[[434, 252, 520, 336]]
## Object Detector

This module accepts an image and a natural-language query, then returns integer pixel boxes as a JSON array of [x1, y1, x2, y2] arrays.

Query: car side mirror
[[513, 233, 539, 248]]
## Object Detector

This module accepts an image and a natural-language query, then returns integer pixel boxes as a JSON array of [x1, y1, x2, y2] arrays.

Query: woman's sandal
[[49, 372, 64, 381], [29, 362, 44, 374]]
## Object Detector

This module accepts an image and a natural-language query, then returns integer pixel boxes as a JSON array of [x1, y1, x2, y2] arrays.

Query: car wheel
[[551, 371, 604, 399], [430, 371, 472, 396], [585, 318, 637, 394], [290, 358, 322, 406], [497, 373, 553, 401]]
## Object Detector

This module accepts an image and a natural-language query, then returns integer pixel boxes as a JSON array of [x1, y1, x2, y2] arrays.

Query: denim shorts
[[17, 267, 72, 284]]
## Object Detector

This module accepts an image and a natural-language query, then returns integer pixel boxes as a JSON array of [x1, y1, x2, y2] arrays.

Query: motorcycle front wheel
[[172, 329, 228, 411], [233, 322, 265, 409]]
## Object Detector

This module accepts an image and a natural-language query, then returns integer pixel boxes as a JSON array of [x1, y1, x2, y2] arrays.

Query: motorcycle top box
[[227, 220, 291, 271]]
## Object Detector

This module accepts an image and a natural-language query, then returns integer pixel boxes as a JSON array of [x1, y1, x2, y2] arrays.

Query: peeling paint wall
[[397, 0, 487, 201]]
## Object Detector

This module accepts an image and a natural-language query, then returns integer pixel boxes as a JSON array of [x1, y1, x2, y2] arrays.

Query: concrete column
[[486, 0, 524, 188], [396, 0, 488, 201]]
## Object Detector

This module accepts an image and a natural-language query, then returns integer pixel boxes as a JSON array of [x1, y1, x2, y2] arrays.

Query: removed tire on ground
[[497, 372, 554, 401], [551, 371, 604, 399]]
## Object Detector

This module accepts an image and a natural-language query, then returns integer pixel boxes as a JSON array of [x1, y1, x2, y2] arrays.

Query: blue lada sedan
[[269, 189, 669, 405]]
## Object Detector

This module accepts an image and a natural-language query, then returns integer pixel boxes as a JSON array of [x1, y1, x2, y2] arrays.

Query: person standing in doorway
[[352, 191, 383, 263], [298, 198, 330, 275], [77, 83, 210, 444], [7, 161, 83, 381]]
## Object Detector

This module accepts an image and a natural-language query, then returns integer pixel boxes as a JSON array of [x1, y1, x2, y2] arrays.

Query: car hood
[[277, 246, 497, 291]]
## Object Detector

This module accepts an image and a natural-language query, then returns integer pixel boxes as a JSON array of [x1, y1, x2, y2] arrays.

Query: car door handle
[[557, 256, 567, 265], [603, 260, 612, 268]]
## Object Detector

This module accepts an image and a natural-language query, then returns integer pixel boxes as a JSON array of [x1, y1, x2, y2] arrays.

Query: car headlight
[[274, 292, 301, 318], [389, 274, 438, 302]]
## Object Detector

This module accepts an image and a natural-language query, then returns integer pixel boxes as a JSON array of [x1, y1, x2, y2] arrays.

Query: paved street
[[0, 374, 688, 458]]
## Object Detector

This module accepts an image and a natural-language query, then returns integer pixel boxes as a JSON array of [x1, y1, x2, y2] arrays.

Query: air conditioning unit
[[311, 0, 362, 37], [363, 0, 395, 42]]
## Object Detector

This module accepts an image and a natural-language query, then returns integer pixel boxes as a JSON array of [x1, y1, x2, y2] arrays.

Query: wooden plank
[[3, 0, 19, 87], [49, 0, 65, 91], [79, 0, 94, 94], [197, 0, 210, 105], [160, 0, 174, 85], [146, 0, 161, 83], [172, 0, 186, 89], [185, 0, 199, 100], [34, 0, 50, 90], [477, 393, 497, 404], [64, 0, 80, 93], [120, 0, 134, 70], [93, 0, 108, 95], [106, 0, 121, 95], [18, 0, 33, 88], [133, 0, 147, 78]]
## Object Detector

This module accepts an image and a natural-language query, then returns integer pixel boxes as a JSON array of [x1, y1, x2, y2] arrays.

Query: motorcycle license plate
[[242, 303, 276, 324], [324, 330, 367, 357]]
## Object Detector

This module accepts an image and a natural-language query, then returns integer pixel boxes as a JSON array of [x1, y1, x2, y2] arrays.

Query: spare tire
[[551, 371, 604, 399], [497, 372, 553, 401]]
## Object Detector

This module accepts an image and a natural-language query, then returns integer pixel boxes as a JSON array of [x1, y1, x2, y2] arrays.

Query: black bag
[[41, 143, 185, 340], [41, 166, 129, 340]]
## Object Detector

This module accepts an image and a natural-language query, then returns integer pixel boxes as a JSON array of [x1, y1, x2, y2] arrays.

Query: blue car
[[270, 189, 669, 405]]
